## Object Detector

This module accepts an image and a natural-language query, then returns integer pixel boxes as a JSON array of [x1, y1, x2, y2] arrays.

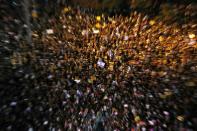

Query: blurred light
[[96, 16, 101, 21], [189, 33, 195, 39], [149, 20, 155, 25], [159, 36, 164, 42], [177, 116, 184, 121], [95, 23, 101, 28]]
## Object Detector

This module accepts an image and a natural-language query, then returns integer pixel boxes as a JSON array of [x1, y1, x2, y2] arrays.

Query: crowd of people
[[1, 1, 197, 131]]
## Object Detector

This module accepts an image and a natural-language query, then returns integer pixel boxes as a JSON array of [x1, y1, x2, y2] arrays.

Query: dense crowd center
[[1, 1, 197, 131]]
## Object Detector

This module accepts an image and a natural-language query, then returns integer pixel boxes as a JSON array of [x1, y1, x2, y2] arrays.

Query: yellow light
[[135, 116, 140, 122], [96, 16, 101, 21], [163, 60, 167, 64], [189, 33, 195, 39], [108, 65, 114, 71], [95, 23, 101, 29], [149, 20, 155, 25], [112, 20, 116, 24], [63, 7, 69, 13], [102, 23, 106, 28], [159, 36, 164, 42], [102, 14, 104, 18]]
